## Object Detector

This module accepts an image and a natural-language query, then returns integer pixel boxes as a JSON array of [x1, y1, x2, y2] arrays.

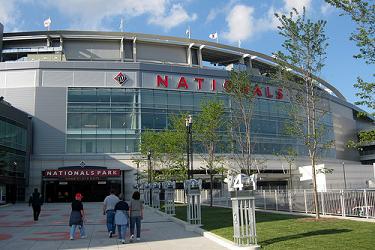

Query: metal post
[[321, 192, 325, 215], [185, 115, 193, 179], [364, 189, 368, 219], [304, 189, 308, 214], [340, 189, 346, 217], [136, 161, 139, 186], [186, 121, 190, 179], [147, 151, 152, 206], [275, 190, 278, 211], [342, 162, 347, 190], [263, 190, 266, 210]]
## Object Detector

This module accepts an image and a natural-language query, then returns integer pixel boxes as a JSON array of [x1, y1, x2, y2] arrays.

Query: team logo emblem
[[114, 72, 128, 85]]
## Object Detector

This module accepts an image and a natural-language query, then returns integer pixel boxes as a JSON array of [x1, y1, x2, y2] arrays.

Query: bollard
[[152, 182, 160, 209], [162, 181, 176, 215], [143, 183, 151, 206], [225, 172, 259, 249], [184, 179, 202, 225]]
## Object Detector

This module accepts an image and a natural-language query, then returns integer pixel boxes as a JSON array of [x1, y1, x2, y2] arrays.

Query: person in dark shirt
[[28, 188, 43, 221], [68, 193, 87, 240], [114, 194, 129, 244]]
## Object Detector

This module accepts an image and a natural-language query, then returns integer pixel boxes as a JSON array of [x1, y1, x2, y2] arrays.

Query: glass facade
[[0, 118, 28, 202], [67, 87, 335, 158]]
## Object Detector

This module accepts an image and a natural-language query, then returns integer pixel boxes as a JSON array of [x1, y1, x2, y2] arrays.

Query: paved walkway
[[0, 202, 227, 250]]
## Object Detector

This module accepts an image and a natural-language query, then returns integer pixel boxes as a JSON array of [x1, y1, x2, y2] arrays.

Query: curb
[[152, 207, 260, 250]]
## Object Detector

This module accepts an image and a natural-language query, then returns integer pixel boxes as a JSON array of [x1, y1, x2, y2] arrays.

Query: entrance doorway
[[44, 180, 121, 202]]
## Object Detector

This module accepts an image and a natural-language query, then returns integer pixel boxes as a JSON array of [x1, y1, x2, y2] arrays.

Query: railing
[[174, 189, 375, 219]]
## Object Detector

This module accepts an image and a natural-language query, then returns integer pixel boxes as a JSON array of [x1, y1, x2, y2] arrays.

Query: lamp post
[[147, 151, 152, 183], [185, 115, 193, 179], [147, 150, 152, 206]]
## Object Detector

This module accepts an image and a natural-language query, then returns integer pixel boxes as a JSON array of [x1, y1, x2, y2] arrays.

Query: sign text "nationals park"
[[43, 169, 121, 178]]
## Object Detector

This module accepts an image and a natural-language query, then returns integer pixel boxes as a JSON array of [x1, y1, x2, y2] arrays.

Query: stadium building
[[0, 23, 374, 201]]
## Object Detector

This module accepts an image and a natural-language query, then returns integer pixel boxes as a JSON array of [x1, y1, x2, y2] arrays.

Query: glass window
[[82, 139, 96, 153], [97, 88, 111, 102], [141, 90, 154, 107], [181, 92, 194, 107], [67, 113, 81, 129], [68, 88, 82, 102], [67, 139, 81, 153], [97, 139, 111, 153], [97, 113, 110, 128], [80, 88, 98, 102], [154, 110, 167, 129], [112, 139, 125, 153], [111, 113, 126, 129], [154, 90, 168, 106], [81, 113, 97, 131], [168, 91, 180, 107]]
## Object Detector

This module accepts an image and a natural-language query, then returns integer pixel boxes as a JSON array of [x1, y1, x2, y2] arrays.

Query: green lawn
[[174, 205, 375, 250]]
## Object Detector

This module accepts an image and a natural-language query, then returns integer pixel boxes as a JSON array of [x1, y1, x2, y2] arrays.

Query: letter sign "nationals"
[[156, 74, 285, 101], [43, 169, 121, 178]]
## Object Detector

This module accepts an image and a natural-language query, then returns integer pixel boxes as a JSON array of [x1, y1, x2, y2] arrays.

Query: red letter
[[211, 79, 217, 91], [157, 75, 168, 88], [253, 85, 263, 96], [276, 88, 283, 99], [194, 78, 204, 90], [223, 80, 232, 92], [177, 77, 189, 89], [265, 86, 273, 98]]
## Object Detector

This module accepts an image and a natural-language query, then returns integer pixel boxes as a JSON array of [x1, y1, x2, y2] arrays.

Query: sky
[[0, 0, 373, 111]]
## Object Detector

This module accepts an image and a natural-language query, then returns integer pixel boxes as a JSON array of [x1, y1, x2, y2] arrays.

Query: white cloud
[[46, 0, 196, 31], [223, 4, 255, 42], [148, 4, 197, 31], [283, 0, 311, 13], [0, 0, 18, 27], [205, 0, 238, 24], [320, 2, 335, 15]]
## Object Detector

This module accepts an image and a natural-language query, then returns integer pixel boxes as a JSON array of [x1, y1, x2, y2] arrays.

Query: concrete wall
[[330, 100, 360, 161]]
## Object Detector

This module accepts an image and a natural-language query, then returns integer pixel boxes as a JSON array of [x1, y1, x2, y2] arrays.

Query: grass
[[174, 204, 375, 250]]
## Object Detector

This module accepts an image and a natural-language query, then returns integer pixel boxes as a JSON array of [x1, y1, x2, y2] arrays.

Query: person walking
[[114, 194, 129, 244], [103, 189, 119, 237], [69, 193, 87, 240], [28, 188, 43, 221], [129, 191, 144, 242]]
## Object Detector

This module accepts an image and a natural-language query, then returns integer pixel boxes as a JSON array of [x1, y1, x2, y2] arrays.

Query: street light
[[185, 115, 193, 179], [147, 151, 152, 183], [147, 150, 152, 206]]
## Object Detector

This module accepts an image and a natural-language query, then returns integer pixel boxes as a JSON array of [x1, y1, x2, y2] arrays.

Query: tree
[[275, 147, 297, 190], [139, 114, 187, 182], [195, 99, 226, 207], [273, 8, 334, 219], [225, 70, 259, 176], [326, 0, 374, 116]]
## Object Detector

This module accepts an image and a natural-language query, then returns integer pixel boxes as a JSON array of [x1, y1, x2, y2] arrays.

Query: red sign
[[114, 72, 127, 85], [43, 169, 121, 178], [156, 74, 285, 100]]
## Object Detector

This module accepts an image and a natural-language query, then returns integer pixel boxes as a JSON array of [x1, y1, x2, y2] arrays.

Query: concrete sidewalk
[[0, 202, 227, 250]]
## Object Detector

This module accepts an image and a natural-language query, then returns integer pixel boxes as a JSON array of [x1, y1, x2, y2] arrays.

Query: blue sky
[[0, 0, 372, 111]]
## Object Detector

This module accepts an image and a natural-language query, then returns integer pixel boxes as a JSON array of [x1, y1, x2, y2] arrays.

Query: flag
[[44, 17, 51, 28], [120, 18, 124, 32], [185, 26, 191, 39], [208, 32, 218, 40]]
